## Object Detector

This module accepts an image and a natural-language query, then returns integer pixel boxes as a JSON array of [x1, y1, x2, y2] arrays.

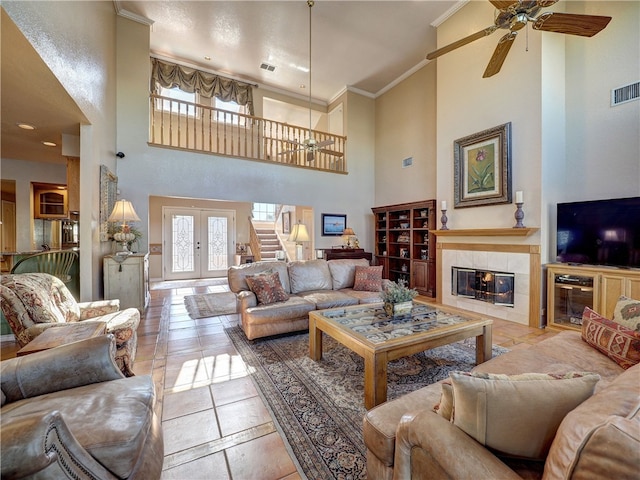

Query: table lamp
[[342, 227, 356, 248], [108, 199, 140, 254], [288, 221, 310, 261]]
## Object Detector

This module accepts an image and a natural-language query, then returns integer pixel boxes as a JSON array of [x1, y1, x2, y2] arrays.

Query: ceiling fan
[[281, 0, 343, 163], [426, 0, 611, 78]]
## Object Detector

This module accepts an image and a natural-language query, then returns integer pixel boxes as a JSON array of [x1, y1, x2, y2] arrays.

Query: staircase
[[255, 228, 282, 261]]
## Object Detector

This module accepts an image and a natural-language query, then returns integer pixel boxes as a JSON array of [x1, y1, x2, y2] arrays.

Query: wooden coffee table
[[309, 301, 493, 409], [17, 322, 107, 356]]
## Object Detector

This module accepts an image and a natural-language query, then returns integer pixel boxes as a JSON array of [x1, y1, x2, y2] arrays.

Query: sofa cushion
[[288, 260, 333, 294], [0, 375, 155, 479], [450, 371, 600, 460], [228, 261, 291, 294], [298, 290, 359, 310], [612, 295, 640, 330], [340, 288, 385, 304], [245, 296, 316, 323], [433, 380, 453, 420], [246, 271, 290, 305], [544, 363, 640, 479], [327, 258, 370, 289], [353, 265, 383, 291], [581, 307, 640, 369]]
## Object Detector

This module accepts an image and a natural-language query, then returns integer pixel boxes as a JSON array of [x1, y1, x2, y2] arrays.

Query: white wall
[[4, 1, 118, 300], [115, 18, 376, 260]]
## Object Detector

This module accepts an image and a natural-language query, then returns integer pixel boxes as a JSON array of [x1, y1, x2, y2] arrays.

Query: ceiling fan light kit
[[426, 0, 612, 78]]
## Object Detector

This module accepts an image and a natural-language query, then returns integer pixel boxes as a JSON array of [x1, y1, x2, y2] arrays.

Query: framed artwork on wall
[[282, 211, 291, 234], [454, 122, 512, 208], [321, 213, 347, 236]]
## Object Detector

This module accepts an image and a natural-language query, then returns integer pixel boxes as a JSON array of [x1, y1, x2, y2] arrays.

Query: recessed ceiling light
[[17, 123, 36, 130], [204, 56, 211, 61], [300, 84, 306, 89], [42, 141, 57, 147]]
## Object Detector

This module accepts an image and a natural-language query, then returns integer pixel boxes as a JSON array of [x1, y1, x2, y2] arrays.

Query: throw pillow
[[353, 265, 383, 292], [449, 371, 600, 460], [245, 271, 289, 305], [581, 306, 640, 369], [612, 295, 640, 331]]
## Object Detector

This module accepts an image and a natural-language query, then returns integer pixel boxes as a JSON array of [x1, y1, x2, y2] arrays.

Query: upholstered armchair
[[1, 334, 164, 479], [0, 273, 139, 376]]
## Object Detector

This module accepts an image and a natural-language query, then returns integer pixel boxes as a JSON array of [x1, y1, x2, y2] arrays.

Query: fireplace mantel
[[432, 228, 538, 237]]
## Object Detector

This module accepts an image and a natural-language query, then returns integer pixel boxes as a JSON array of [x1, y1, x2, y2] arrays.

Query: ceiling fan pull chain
[[526, 21, 529, 52]]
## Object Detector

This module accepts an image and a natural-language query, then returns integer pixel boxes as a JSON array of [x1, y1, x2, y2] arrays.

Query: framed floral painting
[[454, 122, 512, 208]]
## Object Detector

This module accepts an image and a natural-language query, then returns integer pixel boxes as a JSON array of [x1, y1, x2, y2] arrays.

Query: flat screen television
[[556, 196, 640, 268]]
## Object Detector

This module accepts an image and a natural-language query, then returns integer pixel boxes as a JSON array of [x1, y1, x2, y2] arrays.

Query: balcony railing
[[149, 94, 347, 174]]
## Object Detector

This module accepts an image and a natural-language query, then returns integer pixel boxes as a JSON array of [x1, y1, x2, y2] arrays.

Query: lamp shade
[[108, 199, 140, 224], [342, 227, 356, 236], [288, 222, 310, 243]]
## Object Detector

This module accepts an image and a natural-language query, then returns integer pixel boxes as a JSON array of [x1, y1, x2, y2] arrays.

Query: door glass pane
[[172, 214, 195, 273], [208, 216, 228, 271]]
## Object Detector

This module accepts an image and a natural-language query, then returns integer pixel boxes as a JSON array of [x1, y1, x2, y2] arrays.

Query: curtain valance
[[151, 57, 254, 115]]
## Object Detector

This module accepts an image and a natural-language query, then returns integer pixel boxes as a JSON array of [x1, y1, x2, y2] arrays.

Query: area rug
[[225, 325, 508, 480], [184, 292, 237, 318]]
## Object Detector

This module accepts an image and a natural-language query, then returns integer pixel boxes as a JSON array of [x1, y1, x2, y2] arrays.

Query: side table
[[17, 322, 107, 356]]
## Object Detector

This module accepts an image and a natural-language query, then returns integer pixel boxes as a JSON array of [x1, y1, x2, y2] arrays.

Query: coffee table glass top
[[318, 302, 476, 344]]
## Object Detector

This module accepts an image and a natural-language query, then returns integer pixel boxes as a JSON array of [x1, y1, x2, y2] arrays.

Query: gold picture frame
[[454, 122, 512, 208]]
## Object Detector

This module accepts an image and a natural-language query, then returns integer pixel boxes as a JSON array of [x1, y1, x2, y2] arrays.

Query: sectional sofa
[[228, 258, 389, 340]]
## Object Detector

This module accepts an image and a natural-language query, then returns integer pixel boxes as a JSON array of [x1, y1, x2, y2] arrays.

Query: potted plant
[[381, 279, 418, 318]]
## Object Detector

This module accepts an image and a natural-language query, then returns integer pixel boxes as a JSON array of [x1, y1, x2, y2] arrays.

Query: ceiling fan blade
[[279, 147, 304, 155], [315, 139, 334, 148], [483, 31, 517, 78], [306, 151, 315, 162], [426, 26, 498, 60], [533, 12, 612, 37], [489, 0, 518, 10], [318, 149, 344, 157]]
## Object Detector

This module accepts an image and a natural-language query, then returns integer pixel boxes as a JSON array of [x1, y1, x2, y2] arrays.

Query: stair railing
[[248, 218, 262, 261]]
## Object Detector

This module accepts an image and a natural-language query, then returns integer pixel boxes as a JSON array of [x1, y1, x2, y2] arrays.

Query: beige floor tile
[[162, 409, 221, 455], [210, 376, 259, 407], [163, 385, 214, 421], [161, 451, 230, 480], [216, 396, 272, 437], [226, 432, 298, 480]]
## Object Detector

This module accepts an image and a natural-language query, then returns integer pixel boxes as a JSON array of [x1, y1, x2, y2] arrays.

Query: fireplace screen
[[452, 267, 515, 307]]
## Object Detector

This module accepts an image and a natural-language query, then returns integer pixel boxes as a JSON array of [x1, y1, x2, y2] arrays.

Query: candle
[[441, 200, 447, 210], [515, 191, 523, 203]]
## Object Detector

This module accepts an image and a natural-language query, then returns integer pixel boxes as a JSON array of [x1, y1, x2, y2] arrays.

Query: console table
[[323, 248, 372, 262]]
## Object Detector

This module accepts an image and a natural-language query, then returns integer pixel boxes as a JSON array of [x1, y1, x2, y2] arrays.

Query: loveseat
[[1, 273, 140, 376], [0, 334, 164, 479], [228, 258, 389, 340], [363, 300, 640, 479]]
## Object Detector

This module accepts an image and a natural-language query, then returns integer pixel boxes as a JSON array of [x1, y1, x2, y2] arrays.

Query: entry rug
[[184, 292, 237, 319], [225, 325, 508, 480]]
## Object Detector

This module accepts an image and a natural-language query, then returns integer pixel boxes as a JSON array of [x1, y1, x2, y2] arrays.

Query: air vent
[[611, 81, 639, 106], [260, 62, 276, 72], [402, 157, 413, 168]]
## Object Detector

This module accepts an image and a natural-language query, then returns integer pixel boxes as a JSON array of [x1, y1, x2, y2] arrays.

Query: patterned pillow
[[612, 296, 640, 331], [449, 371, 600, 460], [245, 271, 289, 305], [353, 265, 383, 292], [581, 306, 640, 369]]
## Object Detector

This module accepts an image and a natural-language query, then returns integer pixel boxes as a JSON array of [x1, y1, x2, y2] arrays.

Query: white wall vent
[[402, 157, 413, 168], [260, 62, 276, 72], [611, 81, 639, 106]]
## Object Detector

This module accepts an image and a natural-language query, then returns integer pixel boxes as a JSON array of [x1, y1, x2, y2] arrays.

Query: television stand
[[546, 263, 640, 331]]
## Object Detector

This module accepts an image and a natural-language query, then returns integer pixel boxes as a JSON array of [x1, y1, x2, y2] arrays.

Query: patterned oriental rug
[[225, 325, 508, 480]]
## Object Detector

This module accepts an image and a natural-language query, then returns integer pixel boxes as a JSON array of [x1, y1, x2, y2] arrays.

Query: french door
[[162, 208, 235, 280]]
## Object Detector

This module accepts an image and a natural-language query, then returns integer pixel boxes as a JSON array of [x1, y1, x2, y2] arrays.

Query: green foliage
[[381, 279, 418, 303], [107, 223, 143, 245]]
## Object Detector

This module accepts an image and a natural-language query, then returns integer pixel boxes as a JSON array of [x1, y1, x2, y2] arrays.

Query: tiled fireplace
[[438, 242, 541, 326]]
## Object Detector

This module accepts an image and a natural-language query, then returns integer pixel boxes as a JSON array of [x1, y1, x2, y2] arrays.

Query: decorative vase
[[384, 301, 413, 318]]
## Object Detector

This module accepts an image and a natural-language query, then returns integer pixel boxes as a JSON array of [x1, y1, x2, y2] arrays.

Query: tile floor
[[0, 279, 557, 479]]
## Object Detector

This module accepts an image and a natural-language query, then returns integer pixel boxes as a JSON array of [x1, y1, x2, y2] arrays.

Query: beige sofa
[[363, 329, 639, 479], [228, 259, 388, 340]]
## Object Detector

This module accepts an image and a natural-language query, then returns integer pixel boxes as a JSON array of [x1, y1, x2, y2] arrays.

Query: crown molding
[[113, 2, 155, 26]]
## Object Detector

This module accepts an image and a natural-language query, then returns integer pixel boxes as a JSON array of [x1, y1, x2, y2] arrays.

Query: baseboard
[[1, 333, 16, 341]]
